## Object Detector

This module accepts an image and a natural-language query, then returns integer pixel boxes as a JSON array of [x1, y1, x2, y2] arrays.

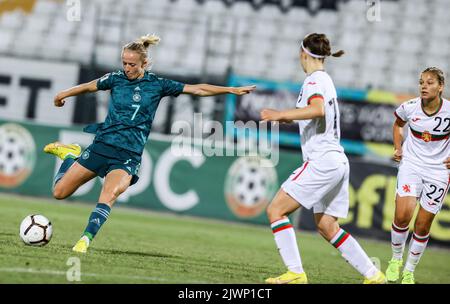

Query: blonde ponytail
[[123, 34, 161, 63], [138, 34, 160, 49]]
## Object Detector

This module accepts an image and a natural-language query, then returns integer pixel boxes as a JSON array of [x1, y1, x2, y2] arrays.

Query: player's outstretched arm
[[392, 117, 406, 162], [182, 84, 256, 97], [260, 98, 324, 123], [54, 79, 99, 107]]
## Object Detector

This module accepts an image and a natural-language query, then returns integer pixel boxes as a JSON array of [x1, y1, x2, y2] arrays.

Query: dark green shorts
[[77, 141, 141, 186]]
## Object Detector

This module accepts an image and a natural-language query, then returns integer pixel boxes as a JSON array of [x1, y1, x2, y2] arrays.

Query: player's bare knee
[[53, 185, 67, 200], [266, 204, 283, 222], [414, 221, 431, 236], [394, 218, 410, 229]]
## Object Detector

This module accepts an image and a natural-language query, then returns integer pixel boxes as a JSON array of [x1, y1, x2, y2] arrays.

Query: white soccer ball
[[19, 214, 53, 246]]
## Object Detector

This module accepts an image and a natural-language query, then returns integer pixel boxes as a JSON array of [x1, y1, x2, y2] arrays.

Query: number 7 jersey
[[84, 70, 185, 156], [395, 97, 450, 170], [295, 70, 345, 161]]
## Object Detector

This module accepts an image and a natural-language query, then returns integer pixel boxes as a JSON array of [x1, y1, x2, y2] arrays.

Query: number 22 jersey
[[394, 97, 450, 170]]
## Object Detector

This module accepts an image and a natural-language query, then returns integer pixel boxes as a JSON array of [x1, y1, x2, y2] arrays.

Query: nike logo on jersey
[[307, 82, 316, 85], [411, 117, 421, 122]]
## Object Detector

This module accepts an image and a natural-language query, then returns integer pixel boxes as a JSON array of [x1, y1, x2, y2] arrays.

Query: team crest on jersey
[[422, 131, 431, 142], [402, 184, 411, 193], [133, 86, 141, 102]]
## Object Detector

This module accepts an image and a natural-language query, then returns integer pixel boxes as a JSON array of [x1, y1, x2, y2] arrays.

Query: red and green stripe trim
[[271, 221, 293, 234], [392, 223, 409, 233], [409, 127, 450, 141], [412, 233, 429, 243], [332, 230, 350, 248], [307, 94, 324, 105]]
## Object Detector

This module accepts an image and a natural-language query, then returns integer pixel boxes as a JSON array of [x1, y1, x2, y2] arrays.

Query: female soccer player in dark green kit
[[44, 34, 256, 253]]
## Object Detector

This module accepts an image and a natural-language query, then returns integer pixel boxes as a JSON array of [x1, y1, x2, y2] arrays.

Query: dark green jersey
[[83, 70, 184, 155]]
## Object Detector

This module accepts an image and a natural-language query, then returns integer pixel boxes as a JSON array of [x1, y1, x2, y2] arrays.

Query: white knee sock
[[271, 218, 304, 274], [391, 222, 410, 260], [330, 228, 378, 278], [404, 232, 429, 272]]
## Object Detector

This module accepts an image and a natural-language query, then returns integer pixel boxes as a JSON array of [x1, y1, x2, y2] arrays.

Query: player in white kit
[[386, 67, 450, 284], [260, 33, 385, 284]]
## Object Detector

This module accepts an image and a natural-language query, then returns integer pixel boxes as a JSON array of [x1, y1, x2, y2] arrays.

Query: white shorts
[[396, 161, 450, 214], [281, 159, 350, 218]]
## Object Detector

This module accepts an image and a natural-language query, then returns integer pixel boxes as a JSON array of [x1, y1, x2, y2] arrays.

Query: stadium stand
[[1, 0, 449, 94]]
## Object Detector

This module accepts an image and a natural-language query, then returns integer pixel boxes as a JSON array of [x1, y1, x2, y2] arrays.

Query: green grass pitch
[[1, 193, 449, 284]]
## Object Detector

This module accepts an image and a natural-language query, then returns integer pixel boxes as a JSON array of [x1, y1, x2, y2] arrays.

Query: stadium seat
[[230, 1, 255, 18], [0, 29, 14, 53], [42, 33, 69, 61], [361, 50, 391, 71], [208, 35, 233, 56], [32, 0, 59, 16], [67, 38, 94, 65], [284, 6, 311, 24], [206, 55, 230, 76], [390, 71, 419, 94], [95, 44, 121, 68], [51, 15, 77, 36], [338, 31, 364, 53], [364, 31, 395, 53], [397, 33, 423, 55], [0, 11, 24, 30], [258, 4, 282, 20], [13, 31, 42, 58], [0, 0, 447, 95], [203, 0, 228, 15], [23, 15, 50, 34], [391, 53, 420, 75]]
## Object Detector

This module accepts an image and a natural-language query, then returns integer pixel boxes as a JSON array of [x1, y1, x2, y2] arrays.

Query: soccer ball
[[19, 214, 53, 246]]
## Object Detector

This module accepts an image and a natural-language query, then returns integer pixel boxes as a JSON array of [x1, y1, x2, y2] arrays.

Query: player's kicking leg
[[44, 142, 96, 200], [73, 169, 132, 253], [265, 190, 308, 284], [315, 213, 386, 284]]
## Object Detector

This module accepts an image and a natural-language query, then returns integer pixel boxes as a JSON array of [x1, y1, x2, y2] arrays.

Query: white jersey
[[296, 70, 345, 161], [395, 97, 450, 170]]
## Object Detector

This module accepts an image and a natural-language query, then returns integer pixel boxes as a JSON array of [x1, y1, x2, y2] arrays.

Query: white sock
[[81, 235, 90, 246], [271, 218, 304, 274], [404, 232, 429, 272], [330, 228, 378, 278], [391, 222, 409, 260]]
